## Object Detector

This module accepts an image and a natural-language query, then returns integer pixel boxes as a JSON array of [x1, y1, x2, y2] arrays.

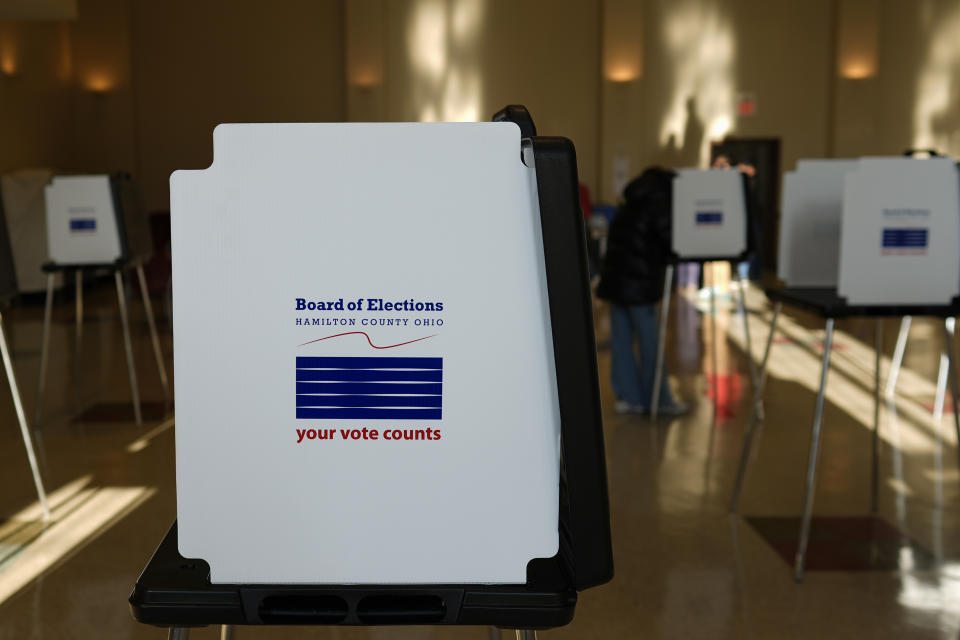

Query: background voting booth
[[129, 106, 613, 635], [731, 155, 960, 582], [0, 169, 55, 295], [777, 159, 857, 287], [37, 174, 168, 427], [651, 169, 753, 419]]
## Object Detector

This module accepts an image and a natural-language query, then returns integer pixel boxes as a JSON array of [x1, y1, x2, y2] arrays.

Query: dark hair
[[622, 167, 675, 204]]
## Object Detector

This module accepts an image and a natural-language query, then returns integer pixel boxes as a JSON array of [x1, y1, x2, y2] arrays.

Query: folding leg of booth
[[708, 265, 718, 420], [729, 301, 781, 513], [872, 319, 882, 514], [35, 261, 169, 428], [650, 264, 674, 420], [0, 312, 49, 520], [794, 318, 834, 583], [885, 316, 911, 397], [943, 319, 960, 465], [734, 272, 759, 416], [731, 285, 960, 581]]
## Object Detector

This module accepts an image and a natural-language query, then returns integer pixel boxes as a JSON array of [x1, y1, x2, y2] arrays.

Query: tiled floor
[[0, 280, 958, 638]]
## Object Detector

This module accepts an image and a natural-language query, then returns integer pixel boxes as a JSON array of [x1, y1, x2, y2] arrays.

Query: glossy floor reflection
[[0, 280, 958, 638]]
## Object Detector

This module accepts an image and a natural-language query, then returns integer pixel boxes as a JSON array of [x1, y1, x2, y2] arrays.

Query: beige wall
[[0, 20, 74, 174], [3, 0, 960, 211], [348, 0, 601, 193], [69, 0, 136, 174], [132, 0, 345, 210]]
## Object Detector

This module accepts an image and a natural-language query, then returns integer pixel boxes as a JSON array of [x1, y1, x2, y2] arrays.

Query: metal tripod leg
[[74, 270, 83, 352], [795, 318, 834, 583], [220, 624, 233, 640], [168, 629, 189, 640], [515, 631, 537, 640], [651, 264, 674, 420], [734, 272, 760, 417], [729, 303, 781, 513], [136, 263, 170, 405], [885, 316, 911, 398], [942, 318, 960, 470], [115, 270, 142, 427], [709, 264, 718, 417], [0, 313, 50, 520], [35, 272, 55, 424], [872, 319, 882, 514]]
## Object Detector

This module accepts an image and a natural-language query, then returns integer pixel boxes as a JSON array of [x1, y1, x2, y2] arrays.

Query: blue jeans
[[610, 303, 676, 408]]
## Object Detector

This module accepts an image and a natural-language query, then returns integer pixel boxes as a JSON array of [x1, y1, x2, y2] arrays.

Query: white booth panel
[[777, 159, 857, 287], [2, 169, 55, 293], [171, 123, 561, 584], [838, 157, 960, 305], [44, 175, 123, 265], [672, 169, 747, 259]]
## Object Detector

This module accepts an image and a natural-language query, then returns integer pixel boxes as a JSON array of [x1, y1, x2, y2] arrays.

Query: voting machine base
[[131, 522, 577, 628], [129, 106, 613, 631]]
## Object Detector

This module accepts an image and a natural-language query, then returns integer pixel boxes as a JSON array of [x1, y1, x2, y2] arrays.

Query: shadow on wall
[[914, 1, 960, 155], [406, 0, 485, 122], [655, 97, 706, 169]]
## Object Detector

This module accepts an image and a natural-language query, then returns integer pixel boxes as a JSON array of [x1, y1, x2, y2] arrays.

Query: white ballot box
[[778, 159, 857, 287], [44, 175, 124, 265], [838, 156, 960, 305], [672, 169, 747, 259], [171, 123, 562, 585]]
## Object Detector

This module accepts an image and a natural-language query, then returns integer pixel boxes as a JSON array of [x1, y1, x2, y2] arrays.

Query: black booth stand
[[652, 255, 755, 421], [35, 174, 169, 427], [729, 285, 960, 582], [129, 106, 614, 637]]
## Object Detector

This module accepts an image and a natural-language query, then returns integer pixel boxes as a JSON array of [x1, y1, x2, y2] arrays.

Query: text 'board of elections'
[[170, 123, 562, 584]]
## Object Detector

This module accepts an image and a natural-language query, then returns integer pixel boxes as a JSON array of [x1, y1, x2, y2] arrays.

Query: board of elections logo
[[695, 211, 723, 225], [296, 356, 442, 420], [881, 227, 928, 255]]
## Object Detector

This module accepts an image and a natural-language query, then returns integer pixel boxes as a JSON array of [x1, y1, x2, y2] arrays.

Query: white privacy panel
[[171, 123, 562, 584], [672, 169, 747, 259], [838, 157, 960, 305], [778, 159, 858, 287], [44, 175, 123, 265]]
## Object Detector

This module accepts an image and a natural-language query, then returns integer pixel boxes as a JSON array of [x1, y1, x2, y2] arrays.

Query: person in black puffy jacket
[[597, 168, 687, 416]]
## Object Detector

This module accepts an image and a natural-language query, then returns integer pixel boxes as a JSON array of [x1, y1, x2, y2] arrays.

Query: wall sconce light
[[1, 52, 17, 77], [603, 0, 643, 84], [837, 0, 879, 79], [350, 70, 381, 91], [606, 66, 639, 84], [84, 73, 114, 94]]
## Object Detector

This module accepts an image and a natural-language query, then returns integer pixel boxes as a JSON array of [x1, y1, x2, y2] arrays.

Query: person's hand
[[736, 163, 756, 178]]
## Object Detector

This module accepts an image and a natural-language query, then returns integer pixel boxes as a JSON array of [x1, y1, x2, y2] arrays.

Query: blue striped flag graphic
[[296, 356, 442, 420]]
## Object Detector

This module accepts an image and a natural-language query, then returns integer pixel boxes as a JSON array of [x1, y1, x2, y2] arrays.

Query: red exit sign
[[736, 92, 757, 117]]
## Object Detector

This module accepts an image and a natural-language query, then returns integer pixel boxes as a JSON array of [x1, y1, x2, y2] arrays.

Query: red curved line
[[297, 331, 437, 349]]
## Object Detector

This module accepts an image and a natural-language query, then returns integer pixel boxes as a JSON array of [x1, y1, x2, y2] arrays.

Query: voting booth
[[37, 173, 168, 426], [671, 168, 749, 260], [649, 169, 754, 419], [777, 160, 857, 287], [130, 106, 613, 632], [1, 169, 54, 294], [837, 156, 960, 305]]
